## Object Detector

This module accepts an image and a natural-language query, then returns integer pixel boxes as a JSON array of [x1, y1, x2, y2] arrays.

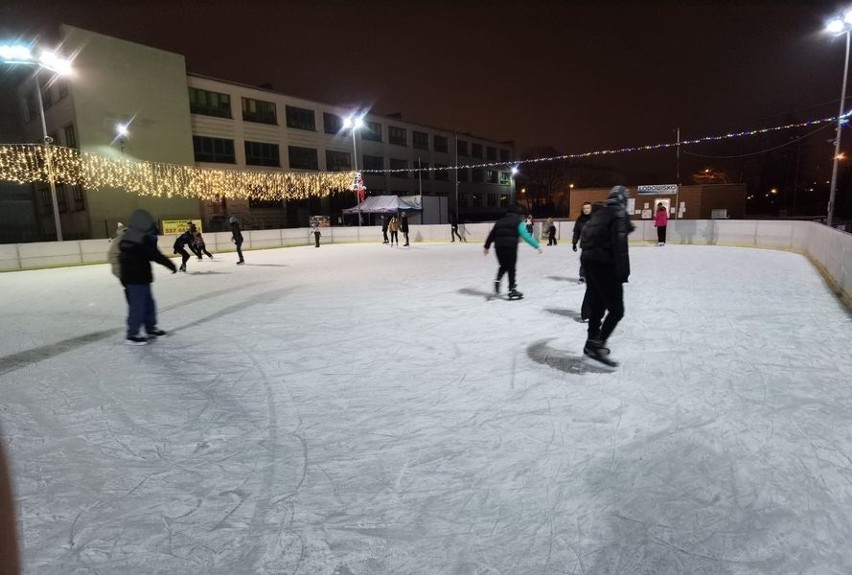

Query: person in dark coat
[[400, 212, 410, 246], [119, 209, 177, 345], [579, 186, 635, 365], [230, 216, 245, 264], [483, 204, 541, 298], [572, 202, 593, 282], [186, 221, 203, 260], [381, 215, 389, 244], [172, 230, 194, 272], [450, 212, 464, 242]]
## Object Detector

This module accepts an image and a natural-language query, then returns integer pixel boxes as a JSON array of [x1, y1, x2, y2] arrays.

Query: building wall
[[186, 74, 515, 224], [58, 25, 201, 238], [568, 184, 747, 221]]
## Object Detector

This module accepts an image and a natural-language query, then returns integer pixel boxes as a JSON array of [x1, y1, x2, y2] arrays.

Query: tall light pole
[[342, 114, 365, 226], [0, 44, 72, 241], [510, 165, 519, 207], [826, 11, 852, 228]]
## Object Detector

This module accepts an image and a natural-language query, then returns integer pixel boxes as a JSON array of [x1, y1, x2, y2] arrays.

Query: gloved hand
[[572, 244, 577, 252]]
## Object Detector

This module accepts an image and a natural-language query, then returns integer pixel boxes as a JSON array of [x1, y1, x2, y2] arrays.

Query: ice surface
[[1, 242, 851, 574]]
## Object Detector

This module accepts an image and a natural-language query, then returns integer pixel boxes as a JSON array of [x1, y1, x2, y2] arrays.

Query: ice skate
[[583, 339, 617, 368], [507, 288, 524, 300]]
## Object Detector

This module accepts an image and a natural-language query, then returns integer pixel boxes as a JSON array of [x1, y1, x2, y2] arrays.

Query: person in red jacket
[[654, 202, 669, 246]]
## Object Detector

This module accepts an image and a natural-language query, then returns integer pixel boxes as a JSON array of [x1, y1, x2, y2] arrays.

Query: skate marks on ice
[[527, 338, 615, 374], [546, 275, 581, 283]]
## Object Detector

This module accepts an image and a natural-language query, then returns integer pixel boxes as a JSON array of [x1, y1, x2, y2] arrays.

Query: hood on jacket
[[124, 209, 156, 244], [607, 185, 629, 207]]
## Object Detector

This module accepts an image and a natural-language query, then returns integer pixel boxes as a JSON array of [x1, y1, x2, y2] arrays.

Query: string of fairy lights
[[0, 112, 848, 197], [0, 145, 354, 201]]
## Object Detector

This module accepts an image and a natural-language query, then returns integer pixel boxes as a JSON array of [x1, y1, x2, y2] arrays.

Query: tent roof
[[343, 195, 422, 214]]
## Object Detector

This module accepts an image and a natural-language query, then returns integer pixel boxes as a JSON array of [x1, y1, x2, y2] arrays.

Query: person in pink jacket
[[654, 202, 669, 246]]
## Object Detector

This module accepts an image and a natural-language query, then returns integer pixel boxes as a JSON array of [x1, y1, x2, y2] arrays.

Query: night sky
[[1, 0, 849, 185]]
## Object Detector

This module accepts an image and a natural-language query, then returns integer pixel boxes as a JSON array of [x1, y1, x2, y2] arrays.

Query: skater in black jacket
[[120, 210, 177, 344], [230, 216, 245, 264], [173, 230, 194, 272], [579, 186, 634, 366], [484, 204, 542, 299], [572, 202, 593, 282]]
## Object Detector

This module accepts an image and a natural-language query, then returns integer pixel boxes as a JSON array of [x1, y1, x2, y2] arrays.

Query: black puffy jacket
[[580, 200, 635, 282], [119, 210, 177, 285], [484, 213, 523, 249]]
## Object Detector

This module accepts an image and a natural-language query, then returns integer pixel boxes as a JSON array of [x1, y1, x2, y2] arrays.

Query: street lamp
[[825, 10, 852, 228], [342, 114, 365, 226], [0, 44, 73, 241], [115, 123, 129, 153]]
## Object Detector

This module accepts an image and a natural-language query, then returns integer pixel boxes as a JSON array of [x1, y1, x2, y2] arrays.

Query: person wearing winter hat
[[483, 203, 542, 299], [118, 210, 177, 345], [578, 185, 635, 366], [229, 216, 244, 264]]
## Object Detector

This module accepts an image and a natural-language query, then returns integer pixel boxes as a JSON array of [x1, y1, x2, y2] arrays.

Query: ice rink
[[1, 239, 851, 574]]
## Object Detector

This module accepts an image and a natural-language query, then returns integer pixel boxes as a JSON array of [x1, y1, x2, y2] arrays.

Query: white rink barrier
[[1, 220, 850, 304]]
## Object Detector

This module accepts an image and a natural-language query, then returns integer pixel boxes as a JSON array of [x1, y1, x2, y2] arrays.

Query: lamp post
[[510, 165, 519, 207], [342, 114, 365, 226], [826, 11, 852, 228], [115, 123, 129, 153], [0, 44, 72, 241]]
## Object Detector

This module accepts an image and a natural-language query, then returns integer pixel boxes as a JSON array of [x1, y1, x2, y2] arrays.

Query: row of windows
[[192, 136, 515, 183], [188, 89, 507, 156], [40, 184, 85, 214]]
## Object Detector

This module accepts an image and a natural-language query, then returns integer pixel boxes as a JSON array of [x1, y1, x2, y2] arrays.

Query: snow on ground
[[1, 240, 851, 574]]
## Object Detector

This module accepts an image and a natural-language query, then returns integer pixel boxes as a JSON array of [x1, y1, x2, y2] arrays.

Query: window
[[193, 136, 236, 163], [500, 194, 510, 207], [285, 106, 316, 131], [413, 131, 429, 150], [487, 193, 498, 207], [326, 150, 351, 171], [457, 139, 468, 156], [41, 188, 52, 214], [487, 146, 497, 161], [249, 196, 282, 209], [457, 167, 468, 182], [487, 170, 499, 184], [499, 149, 510, 162], [434, 164, 449, 181], [56, 184, 68, 213], [245, 141, 280, 167], [471, 143, 483, 158], [362, 155, 384, 170], [288, 146, 319, 170], [390, 158, 408, 178], [389, 126, 407, 146], [63, 124, 78, 149], [434, 135, 448, 153], [500, 171, 511, 185], [189, 88, 232, 118], [242, 98, 277, 124], [72, 185, 85, 211], [25, 91, 38, 121], [472, 193, 483, 207], [363, 121, 382, 142], [472, 168, 484, 183], [41, 86, 53, 109], [324, 112, 343, 134]]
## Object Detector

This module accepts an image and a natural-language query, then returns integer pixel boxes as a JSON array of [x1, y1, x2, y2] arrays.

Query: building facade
[[1, 25, 515, 241]]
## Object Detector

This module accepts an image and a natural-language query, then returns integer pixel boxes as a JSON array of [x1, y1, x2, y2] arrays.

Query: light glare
[[0, 44, 34, 62], [827, 19, 845, 33]]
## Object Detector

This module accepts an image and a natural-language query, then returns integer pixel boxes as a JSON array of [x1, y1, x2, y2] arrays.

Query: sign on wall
[[638, 184, 678, 195], [162, 219, 202, 234]]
